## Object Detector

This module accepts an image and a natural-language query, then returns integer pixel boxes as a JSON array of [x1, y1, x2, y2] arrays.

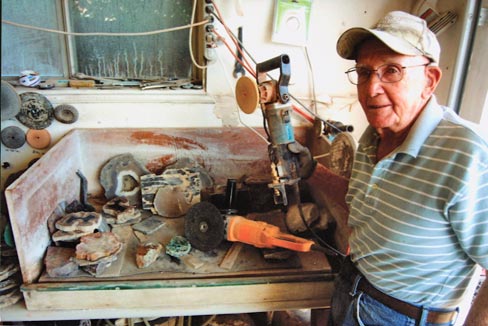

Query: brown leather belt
[[356, 277, 457, 324]]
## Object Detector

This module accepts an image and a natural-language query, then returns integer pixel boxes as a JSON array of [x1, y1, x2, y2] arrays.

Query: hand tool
[[184, 201, 337, 255], [141, 78, 192, 90], [72, 72, 141, 87], [232, 26, 245, 78], [234, 55, 347, 257], [236, 54, 299, 206]]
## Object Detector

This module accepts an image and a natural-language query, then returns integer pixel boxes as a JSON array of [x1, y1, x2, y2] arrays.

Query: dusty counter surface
[[4, 127, 334, 314]]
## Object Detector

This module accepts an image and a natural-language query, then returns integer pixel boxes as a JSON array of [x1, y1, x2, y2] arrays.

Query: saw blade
[[184, 201, 225, 252], [17, 92, 54, 129]]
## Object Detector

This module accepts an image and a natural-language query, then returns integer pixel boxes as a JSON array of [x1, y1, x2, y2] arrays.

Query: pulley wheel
[[26, 128, 51, 149], [17, 92, 54, 129], [184, 201, 225, 252], [1, 126, 26, 149], [235, 76, 259, 114], [54, 104, 79, 124]]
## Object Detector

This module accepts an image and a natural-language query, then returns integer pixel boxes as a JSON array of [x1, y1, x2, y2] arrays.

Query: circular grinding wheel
[[235, 75, 259, 114], [312, 118, 323, 138], [1, 126, 26, 149], [17, 92, 54, 129], [54, 104, 79, 124], [184, 201, 225, 252], [327, 132, 356, 179], [26, 128, 51, 149], [1, 81, 21, 121]]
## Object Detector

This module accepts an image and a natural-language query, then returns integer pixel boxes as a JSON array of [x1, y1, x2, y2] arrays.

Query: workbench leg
[[311, 308, 330, 326]]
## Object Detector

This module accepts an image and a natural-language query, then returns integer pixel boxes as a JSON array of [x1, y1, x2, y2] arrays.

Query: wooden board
[[22, 276, 334, 312]]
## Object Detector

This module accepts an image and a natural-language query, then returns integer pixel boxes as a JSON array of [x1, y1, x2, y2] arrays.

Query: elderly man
[[297, 11, 487, 326]]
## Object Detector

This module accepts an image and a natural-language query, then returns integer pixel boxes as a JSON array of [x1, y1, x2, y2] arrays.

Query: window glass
[[68, 0, 193, 80], [1, 0, 66, 77], [2, 0, 194, 80]]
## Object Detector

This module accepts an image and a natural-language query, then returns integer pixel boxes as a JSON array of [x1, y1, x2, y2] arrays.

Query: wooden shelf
[[2, 276, 334, 321]]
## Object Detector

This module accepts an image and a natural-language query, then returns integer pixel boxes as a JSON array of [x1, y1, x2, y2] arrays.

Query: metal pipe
[[447, 0, 482, 113]]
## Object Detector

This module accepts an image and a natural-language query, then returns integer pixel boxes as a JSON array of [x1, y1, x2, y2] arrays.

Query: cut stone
[[44, 246, 78, 277], [52, 229, 93, 242], [99, 153, 149, 205], [55, 211, 102, 233], [136, 242, 163, 268], [47, 201, 67, 235], [102, 197, 131, 216], [285, 202, 319, 233], [75, 232, 122, 262], [165, 158, 214, 188], [141, 168, 201, 217], [132, 216, 166, 235], [103, 196, 141, 224], [0, 289, 22, 309], [165, 236, 191, 258], [81, 259, 115, 277], [153, 186, 192, 218]]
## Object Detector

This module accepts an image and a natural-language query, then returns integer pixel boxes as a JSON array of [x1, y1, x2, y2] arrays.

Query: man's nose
[[363, 72, 384, 95]]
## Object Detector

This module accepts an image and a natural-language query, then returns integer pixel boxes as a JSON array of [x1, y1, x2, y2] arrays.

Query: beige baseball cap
[[336, 11, 440, 63]]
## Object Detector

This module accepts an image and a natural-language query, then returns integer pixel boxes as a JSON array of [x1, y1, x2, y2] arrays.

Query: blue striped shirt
[[346, 96, 488, 308]]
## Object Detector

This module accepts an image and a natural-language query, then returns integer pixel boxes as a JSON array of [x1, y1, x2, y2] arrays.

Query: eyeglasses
[[345, 63, 430, 85]]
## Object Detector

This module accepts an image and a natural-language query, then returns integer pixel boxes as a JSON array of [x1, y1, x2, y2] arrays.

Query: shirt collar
[[358, 96, 443, 158], [398, 96, 443, 157]]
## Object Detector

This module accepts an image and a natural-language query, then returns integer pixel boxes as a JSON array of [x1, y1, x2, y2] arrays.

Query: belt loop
[[417, 307, 428, 326], [349, 274, 362, 297], [354, 292, 366, 326], [451, 307, 460, 326]]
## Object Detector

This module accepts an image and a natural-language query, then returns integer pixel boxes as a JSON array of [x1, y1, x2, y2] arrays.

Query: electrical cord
[[304, 46, 318, 115], [1, 18, 208, 37], [293, 183, 346, 257], [189, 0, 208, 70], [4, 1, 350, 137], [209, 1, 346, 135], [215, 50, 269, 145], [211, 1, 347, 258], [4, 0, 352, 136], [212, 29, 256, 77], [210, 1, 256, 76]]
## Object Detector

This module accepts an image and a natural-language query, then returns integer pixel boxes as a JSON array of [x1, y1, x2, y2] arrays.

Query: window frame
[[2, 0, 206, 88]]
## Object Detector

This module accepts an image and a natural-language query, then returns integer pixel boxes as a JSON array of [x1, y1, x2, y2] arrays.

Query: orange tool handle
[[226, 216, 314, 252]]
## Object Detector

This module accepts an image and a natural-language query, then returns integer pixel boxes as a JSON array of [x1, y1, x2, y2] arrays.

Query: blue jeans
[[329, 258, 457, 326]]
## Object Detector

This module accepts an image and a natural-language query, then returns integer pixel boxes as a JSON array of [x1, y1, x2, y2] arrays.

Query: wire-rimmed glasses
[[345, 63, 430, 85]]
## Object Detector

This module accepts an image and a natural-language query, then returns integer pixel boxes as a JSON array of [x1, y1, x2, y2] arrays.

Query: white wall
[[2, 0, 469, 192]]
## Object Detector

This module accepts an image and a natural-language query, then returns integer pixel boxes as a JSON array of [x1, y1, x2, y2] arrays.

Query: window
[[1, 0, 203, 83], [2, 1, 67, 77]]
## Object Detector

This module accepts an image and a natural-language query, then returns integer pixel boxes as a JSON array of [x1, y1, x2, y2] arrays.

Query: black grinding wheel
[[1, 126, 26, 149], [184, 201, 225, 252]]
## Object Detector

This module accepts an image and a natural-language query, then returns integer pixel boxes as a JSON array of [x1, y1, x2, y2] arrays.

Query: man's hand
[[287, 141, 317, 179]]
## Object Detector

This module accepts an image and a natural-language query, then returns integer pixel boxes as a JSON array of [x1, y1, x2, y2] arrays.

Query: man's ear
[[422, 66, 442, 98]]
